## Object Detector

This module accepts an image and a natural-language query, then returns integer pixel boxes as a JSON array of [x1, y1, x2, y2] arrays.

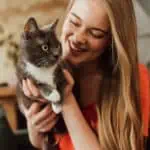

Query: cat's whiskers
[[34, 57, 48, 66], [37, 59, 49, 67]]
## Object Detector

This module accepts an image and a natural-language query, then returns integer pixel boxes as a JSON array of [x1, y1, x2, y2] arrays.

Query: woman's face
[[61, 0, 110, 66]]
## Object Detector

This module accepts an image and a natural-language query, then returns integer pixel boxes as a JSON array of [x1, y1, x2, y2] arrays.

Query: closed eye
[[69, 19, 80, 27], [89, 30, 105, 39]]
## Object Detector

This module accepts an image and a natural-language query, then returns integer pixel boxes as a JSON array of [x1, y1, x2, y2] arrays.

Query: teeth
[[69, 41, 87, 54], [72, 46, 82, 52]]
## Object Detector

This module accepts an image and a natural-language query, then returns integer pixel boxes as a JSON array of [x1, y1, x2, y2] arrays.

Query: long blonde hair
[[67, 0, 144, 149]]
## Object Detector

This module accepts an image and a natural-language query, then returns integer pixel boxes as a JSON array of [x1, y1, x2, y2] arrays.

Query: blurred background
[[0, 1, 68, 149], [0, 0, 149, 149], [0, 0, 149, 85], [135, 0, 150, 67], [0, 0, 68, 85]]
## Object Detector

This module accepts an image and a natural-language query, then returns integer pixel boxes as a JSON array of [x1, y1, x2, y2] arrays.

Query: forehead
[[70, 0, 109, 30]]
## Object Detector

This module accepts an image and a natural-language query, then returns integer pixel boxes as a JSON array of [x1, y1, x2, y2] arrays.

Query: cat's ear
[[42, 19, 59, 32], [24, 17, 39, 33], [51, 19, 59, 31]]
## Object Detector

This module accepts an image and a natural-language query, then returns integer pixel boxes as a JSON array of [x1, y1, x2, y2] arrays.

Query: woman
[[21, 0, 150, 149]]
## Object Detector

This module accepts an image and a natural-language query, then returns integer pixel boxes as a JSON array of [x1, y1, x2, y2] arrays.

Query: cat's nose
[[52, 45, 62, 59], [53, 53, 60, 60], [52, 49, 61, 59]]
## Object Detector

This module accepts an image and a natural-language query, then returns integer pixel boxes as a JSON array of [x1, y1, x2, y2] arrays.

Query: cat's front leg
[[52, 103, 62, 114], [39, 84, 61, 103], [45, 89, 61, 103]]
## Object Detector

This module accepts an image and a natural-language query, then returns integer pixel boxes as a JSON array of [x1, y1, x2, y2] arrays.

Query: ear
[[42, 19, 59, 32], [51, 19, 59, 31], [24, 17, 39, 33]]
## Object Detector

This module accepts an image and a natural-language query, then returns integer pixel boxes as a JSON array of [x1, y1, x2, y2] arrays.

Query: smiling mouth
[[68, 41, 87, 56]]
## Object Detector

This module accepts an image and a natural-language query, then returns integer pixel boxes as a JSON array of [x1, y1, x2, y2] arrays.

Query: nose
[[72, 29, 87, 46], [52, 46, 62, 58]]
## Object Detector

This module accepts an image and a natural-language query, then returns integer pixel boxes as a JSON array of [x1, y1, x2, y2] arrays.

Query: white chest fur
[[25, 62, 57, 88]]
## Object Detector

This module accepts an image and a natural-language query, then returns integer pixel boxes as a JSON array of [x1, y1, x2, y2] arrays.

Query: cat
[[16, 17, 69, 149]]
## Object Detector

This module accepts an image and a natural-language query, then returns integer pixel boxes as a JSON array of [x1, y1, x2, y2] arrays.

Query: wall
[[134, 1, 150, 64], [0, 0, 68, 84]]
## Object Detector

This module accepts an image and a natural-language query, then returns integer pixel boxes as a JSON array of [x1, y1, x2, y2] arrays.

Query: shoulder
[[138, 64, 149, 102], [139, 64, 149, 99], [139, 64, 149, 77], [138, 64, 150, 137]]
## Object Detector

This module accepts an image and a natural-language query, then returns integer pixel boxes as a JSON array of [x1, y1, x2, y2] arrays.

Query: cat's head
[[20, 17, 62, 68]]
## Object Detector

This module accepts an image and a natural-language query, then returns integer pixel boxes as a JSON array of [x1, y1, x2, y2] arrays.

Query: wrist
[[62, 93, 76, 112], [27, 121, 43, 149]]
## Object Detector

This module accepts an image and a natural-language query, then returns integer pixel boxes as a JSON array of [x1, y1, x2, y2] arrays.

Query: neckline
[[82, 102, 96, 110]]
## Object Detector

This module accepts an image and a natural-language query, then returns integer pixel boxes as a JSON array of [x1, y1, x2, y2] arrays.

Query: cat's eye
[[42, 44, 48, 52]]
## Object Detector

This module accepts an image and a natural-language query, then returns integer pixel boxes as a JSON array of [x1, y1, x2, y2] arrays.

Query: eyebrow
[[71, 12, 109, 35]]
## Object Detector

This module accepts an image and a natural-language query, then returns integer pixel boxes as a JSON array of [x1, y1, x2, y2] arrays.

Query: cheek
[[90, 39, 109, 53], [61, 20, 72, 41], [61, 22, 72, 58]]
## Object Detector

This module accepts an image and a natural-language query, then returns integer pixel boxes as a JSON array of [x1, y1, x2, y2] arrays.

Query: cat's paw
[[46, 89, 60, 103], [52, 103, 62, 114]]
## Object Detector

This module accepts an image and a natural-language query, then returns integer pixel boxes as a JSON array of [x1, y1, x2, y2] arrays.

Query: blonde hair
[[67, 0, 144, 149]]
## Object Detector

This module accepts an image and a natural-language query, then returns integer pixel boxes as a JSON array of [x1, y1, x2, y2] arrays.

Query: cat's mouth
[[35, 57, 59, 68]]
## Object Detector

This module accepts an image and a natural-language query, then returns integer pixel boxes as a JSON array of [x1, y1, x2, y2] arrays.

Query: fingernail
[[27, 79, 39, 96], [23, 85, 30, 96], [63, 69, 66, 73], [27, 79, 31, 85], [33, 89, 39, 97], [38, 98, 47, 103], [25, 90, 30, 96]]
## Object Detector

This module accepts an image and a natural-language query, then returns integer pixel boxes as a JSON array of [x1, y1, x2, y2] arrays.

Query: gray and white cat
[[16, 17, 70, 149], [16, 17, 68, 114]]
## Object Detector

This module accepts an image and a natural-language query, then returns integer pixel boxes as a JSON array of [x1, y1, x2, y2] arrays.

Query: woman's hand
[[21, 79, 58, 148], [22, 79, 46, 103], [21, 68, 75, 130], [21, 102, 58, 133], [63, 69, 75, 100], [20, 102, 58, 148], [21, 79, 58, 132]]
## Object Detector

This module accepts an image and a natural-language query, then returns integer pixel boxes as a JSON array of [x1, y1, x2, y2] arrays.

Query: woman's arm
[[62, 93, 100, 150], [61, 70, 100, 150]]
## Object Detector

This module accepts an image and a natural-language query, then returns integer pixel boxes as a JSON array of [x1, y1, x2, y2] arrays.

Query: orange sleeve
[[139, 64, 150, 136]]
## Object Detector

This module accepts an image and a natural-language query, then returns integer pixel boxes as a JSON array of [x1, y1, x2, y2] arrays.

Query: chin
[[67, 56, 85, 67]]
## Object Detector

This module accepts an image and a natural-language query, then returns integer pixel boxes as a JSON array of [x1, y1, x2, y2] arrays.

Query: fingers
[[27, 79, 40, 97], [39, 118, 58, 132], [63, 69, 74, 97], [26, 104, 58, 133], [25, 103, 41, 120], [22, 79, 40, 97], [63, 69, 74, 86], [31, 105, 53, 126], [37, 98, 48, 103], [22, 80, 31, 97], [35, 113, 58, 132]]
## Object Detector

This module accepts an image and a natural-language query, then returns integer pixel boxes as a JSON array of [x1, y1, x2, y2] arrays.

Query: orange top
[[139, 64, 150, 136], [55, 64, 150, 150]]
